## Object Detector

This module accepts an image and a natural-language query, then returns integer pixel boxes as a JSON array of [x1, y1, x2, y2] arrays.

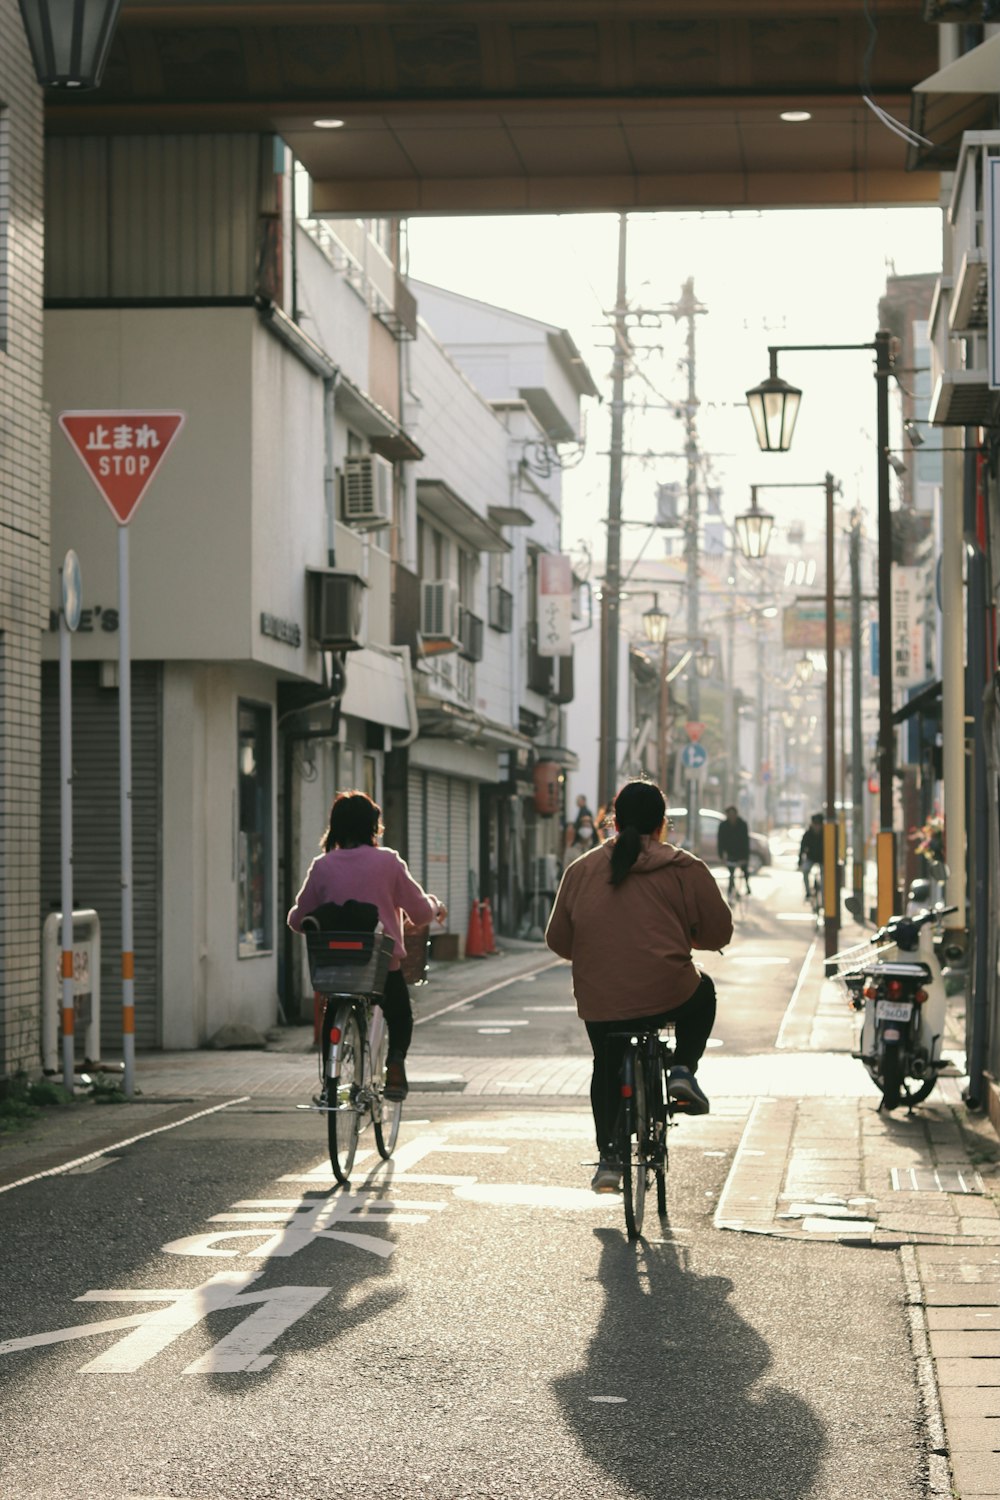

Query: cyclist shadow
[[552, 1225, 826, 1499]]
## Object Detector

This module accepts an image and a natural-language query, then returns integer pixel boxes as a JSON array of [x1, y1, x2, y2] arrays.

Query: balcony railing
[[458, 607, 484, 662], [489, 583, 513, 633]]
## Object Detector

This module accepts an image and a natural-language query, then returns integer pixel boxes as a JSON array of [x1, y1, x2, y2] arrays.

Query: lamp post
[[746, 333, 894, 927], [643, 596, 670, 792], [18, 0, 123, 88], [735, 475, 841, 958], [641, 596, 714, 799]]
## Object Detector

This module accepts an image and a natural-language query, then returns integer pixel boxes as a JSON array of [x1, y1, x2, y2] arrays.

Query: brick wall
[[0, 3, 47, 1077]]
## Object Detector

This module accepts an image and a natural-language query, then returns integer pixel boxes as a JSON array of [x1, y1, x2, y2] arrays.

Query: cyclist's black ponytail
[[609, 780, 666, 886]]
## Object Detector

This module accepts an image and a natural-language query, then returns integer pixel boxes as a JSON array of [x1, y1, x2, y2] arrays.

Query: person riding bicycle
[[717, 805, 752, 897], [798, 813, 825, 900], [544, 779, 733, 1192], [287, 790, 447, 1102]]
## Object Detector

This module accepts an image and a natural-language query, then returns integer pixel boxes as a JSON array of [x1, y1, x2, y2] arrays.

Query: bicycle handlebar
[[871, 903, 959, 944]]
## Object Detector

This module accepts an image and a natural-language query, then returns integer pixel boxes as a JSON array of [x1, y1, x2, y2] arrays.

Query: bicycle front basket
[[306, 930, 392, 997]]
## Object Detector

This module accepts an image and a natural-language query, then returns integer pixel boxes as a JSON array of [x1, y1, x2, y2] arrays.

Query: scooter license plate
[[876, 1000, 913, 1022]]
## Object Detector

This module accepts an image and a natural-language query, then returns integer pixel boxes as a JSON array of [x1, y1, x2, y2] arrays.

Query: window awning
[[914, 36, 1000, 96], [909, 40, 1000, 170], [417, 479, 510, 553], [336, 375, 423, 462]]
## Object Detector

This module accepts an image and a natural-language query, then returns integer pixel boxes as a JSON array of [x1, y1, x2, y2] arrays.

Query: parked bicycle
[[304, 928, 401, 1184], [614, 1022, 690, 1240]]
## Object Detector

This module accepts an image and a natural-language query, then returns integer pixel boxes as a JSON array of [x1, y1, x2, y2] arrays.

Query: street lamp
[[642, 597, 669, 645], [746, 334, 894, 927], [18, 0, 123, 88], [731, 474, 842, 956], [694, 645, 716, 679], [734, 488, 775, 561], [795, 653, 815, 685], [745, 354, 803, 452]]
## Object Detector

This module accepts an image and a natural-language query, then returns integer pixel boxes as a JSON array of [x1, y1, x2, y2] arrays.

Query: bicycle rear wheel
[[619, 1051, 648, 1241], [371, 1007, 402, 1159], [327, 1005, 363, 1184]]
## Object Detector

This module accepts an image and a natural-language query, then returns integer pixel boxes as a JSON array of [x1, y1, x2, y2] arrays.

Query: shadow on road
[[553, 1224, 827, 1499]]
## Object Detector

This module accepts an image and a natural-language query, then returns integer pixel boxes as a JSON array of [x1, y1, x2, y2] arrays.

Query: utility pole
[[598, 213, 629, 814], [849, 511, 865, 923], [671, 278, 708, 829]]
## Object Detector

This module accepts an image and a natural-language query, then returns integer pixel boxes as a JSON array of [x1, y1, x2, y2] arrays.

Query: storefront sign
[[781, 600, 852, 651], [260, 612, 302, 647], [891, 565, 924, 685], [536, 553, 572, 657]]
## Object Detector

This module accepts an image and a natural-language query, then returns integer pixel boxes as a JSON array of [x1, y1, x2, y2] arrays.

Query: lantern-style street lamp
[[745, 353, 802, 453], [18, 0, 123, 89], [694, 645, 715, 679], [642, 596, 669, 645], [734, 488, 775, 560]]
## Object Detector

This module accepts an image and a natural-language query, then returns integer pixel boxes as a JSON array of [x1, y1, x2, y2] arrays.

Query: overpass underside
[[46, 1, 944, 215]]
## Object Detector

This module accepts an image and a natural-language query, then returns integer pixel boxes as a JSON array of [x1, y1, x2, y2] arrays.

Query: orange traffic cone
[[465, 900, 487, 958], [480, 898, 498, 955]]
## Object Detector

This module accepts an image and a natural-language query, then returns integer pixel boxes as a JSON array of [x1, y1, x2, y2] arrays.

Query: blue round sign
[[681, 741, 708, 772]]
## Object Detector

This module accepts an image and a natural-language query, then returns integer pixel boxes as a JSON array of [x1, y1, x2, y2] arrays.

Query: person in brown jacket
[[545, 778, 733, 1191]]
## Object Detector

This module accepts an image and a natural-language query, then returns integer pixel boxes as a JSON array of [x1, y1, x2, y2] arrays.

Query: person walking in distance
[[718, 804, 752, 900], [545, 779, 733, 1192], [287, 790, 447, 1101], [798, 813, 825, 901]]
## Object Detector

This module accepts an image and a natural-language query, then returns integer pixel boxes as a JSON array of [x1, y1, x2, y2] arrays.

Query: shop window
[[238, 701, 273, 957]]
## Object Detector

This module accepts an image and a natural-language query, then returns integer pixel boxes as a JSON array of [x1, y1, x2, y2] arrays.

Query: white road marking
[[477, 1027, 511, 1035], [2, 1274, 332, 1376], [522, 1005, 576, 1012], [590, 1396, 627, 1404], [163, 1190, 444, 1259], [453, 1183, 617, 1210], [0, 1097, 250, 1196], [777, 913, 820, 923], [413, 960, 562, 1025], [727, 957, 790, 966], [775, 938, 819, 1049], [442, 1018, 530, 1026]]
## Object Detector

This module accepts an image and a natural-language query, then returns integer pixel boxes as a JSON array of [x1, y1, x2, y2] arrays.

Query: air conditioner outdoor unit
[[342, 453, 393, 529], [306, 570, 366, 650], [420, 579, 461, 650]]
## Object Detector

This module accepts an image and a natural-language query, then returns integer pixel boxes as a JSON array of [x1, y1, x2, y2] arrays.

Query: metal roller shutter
[[448, 778, 472, 943], [41, 662, 163, 1051], [406, 769, 425, 887], [425, 772, 450, 922]]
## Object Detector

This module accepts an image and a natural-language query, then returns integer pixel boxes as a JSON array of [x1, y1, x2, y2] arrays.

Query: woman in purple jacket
[[288, 790, 447, 1101]]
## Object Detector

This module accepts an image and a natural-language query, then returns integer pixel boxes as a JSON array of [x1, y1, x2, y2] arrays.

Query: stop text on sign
[[59, 410, 185, 525]]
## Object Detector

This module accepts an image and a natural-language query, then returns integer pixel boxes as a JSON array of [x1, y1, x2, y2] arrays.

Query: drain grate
[[890, 1166, 985, 1194]]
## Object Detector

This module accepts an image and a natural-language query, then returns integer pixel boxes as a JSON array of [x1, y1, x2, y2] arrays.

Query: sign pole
[[118, 523, 136, 1097], [59, 410, 185, 1097], [59, 571, 75, 1091]]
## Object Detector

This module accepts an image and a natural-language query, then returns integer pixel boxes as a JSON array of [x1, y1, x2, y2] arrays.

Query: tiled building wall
[[0, 5, 47, 1077]]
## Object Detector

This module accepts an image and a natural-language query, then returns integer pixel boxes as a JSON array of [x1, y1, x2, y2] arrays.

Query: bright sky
[[406, 206, 943, 569]]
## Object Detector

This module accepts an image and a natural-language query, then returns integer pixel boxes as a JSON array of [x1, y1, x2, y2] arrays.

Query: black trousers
[[376, 968, 413, 1058], [584, 973, 717, 1157], [322, 969, 413, 1061]]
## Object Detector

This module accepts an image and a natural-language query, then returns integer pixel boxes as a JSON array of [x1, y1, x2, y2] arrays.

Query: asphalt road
[[0, 856, 932, 1500]]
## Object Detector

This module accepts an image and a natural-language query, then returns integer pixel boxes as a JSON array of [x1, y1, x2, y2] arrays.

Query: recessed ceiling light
[[780, 110, 812, 123], [313, 119, 345, 130]]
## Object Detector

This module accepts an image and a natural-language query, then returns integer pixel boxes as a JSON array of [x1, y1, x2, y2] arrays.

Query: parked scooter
[[839, 903, 958, 1112]]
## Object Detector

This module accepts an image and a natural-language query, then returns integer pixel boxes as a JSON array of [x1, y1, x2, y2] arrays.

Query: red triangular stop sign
[[59, 411, 185, 525], [685, 721, 705, 742]]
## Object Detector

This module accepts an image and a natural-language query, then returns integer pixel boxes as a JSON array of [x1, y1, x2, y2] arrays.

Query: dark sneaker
[[591, 1159, 622, 1192], [384, 1058, 409, 1102], [668, 1066, 710, 1115]]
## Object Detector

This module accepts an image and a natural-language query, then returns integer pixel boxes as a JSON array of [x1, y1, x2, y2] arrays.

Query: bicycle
[[614, 1023, 687, 1240], [804, 862, 823, 918], [303, 929, 401, 1185], [725, 862, 750, 918]]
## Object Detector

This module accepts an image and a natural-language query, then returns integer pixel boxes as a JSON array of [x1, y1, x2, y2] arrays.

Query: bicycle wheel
[[327, 1005, 363, 1184], [372, 1007, 402, 1159], [619, 1051, 648, 1241]]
